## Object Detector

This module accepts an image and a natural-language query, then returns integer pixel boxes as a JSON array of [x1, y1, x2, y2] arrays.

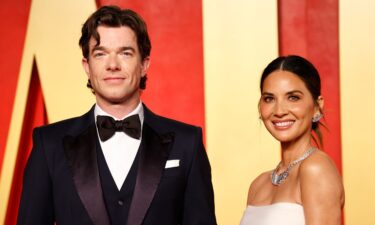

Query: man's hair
[[79, 5, 151, 90]]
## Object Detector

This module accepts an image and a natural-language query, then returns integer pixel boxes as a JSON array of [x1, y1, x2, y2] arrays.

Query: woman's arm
[[300, 151, 344, 225]]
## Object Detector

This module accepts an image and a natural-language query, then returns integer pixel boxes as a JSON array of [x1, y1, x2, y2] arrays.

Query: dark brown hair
[[79, 5, 151, 90], [260, 55, 324, 147]]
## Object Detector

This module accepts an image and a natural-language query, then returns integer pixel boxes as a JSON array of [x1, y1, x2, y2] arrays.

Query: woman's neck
[[280, 138, 313, 167]]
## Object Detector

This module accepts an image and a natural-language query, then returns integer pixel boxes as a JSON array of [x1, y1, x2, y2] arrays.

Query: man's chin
[[95, 89, 140, 103]]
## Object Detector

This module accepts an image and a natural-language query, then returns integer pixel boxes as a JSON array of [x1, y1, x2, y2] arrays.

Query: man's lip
[[104, 76, 125, 80], [103, 77, 126, 83]]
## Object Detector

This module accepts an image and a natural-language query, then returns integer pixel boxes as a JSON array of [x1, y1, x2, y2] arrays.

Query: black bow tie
[[96, 114, 141, 141]]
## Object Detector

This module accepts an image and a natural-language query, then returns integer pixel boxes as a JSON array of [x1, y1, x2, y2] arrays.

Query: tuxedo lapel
[[127, 106, 174, 225], [63, 122, 110, 225]]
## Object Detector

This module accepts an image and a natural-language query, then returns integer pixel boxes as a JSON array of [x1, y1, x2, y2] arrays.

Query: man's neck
[[96, 99, 141, 119]]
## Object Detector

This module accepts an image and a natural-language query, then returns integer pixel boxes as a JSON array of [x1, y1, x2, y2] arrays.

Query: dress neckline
[[247, 202, 303, 208]]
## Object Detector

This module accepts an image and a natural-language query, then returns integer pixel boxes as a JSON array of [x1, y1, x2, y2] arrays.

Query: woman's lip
[[272, 120, 294, 129]]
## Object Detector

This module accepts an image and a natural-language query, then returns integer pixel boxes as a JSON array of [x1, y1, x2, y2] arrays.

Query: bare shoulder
[[249, 171, 271, 191], [299, 150, 341, 182], [246, 171, 272, 204], [299, 149, 345, 206]]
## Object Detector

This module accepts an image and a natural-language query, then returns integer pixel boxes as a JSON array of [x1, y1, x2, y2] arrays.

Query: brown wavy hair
[[79, 5, 151, 91]]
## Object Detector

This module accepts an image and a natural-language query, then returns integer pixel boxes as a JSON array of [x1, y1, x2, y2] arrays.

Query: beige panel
[[0, 0, 96, 223], [203, 1, 278, 224], [30, 0, 97, 121], [340, 1, 375, 225]]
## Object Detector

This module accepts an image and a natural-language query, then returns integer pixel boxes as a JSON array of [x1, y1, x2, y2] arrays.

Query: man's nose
[[107, 54, 120, 71]]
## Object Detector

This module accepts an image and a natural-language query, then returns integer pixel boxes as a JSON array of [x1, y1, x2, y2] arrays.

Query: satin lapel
[[127, 123, 174, 225], [63, 123, 110, 225]]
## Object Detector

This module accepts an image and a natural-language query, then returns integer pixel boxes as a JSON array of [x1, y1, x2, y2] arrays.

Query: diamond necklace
[[271, 147, 317, 186]]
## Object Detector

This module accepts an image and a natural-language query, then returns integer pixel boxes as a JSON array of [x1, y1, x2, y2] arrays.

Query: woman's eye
[[288, 95, 300, 101], [262, 96, 273, 102]]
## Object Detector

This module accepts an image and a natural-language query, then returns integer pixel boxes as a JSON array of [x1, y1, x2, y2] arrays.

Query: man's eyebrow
[[91, 46, 105, 53], [118, 46, 136, 52], [91, 46, 136, 52]]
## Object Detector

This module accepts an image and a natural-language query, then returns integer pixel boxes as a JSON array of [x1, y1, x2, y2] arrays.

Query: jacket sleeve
[[182, 127, 217, 225], [17, 128, 55, 225]]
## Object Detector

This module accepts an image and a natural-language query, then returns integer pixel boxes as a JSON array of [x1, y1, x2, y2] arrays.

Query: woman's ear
[[316, 96, 324, 113], [312, 96, 324, 123]]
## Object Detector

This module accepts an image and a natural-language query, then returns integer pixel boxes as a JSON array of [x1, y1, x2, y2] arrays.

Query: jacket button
[[118, 200, 124, 206]]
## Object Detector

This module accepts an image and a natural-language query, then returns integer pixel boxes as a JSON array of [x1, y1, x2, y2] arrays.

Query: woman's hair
[[260, 55, 324, 147]]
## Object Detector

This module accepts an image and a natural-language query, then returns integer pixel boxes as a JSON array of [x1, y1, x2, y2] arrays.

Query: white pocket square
[[165, 159, 180, 169]]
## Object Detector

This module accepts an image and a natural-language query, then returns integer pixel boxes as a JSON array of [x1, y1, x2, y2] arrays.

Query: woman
[[240, 55, 344, 225]]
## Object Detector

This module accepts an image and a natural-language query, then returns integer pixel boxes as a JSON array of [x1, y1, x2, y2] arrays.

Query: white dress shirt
[[94, 102, 144, 190]]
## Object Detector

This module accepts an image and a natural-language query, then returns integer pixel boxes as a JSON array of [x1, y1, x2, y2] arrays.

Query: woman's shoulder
[[299, 149, 345, 206], [246, 170, 273, 204], [251, 170, 273, 189], [299, 149, 340, 177]]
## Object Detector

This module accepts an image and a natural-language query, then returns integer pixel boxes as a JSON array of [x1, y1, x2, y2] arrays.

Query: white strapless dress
[[239, 202, 305, 225]]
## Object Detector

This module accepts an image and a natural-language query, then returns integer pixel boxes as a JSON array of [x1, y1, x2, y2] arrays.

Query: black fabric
[[97, 114, 141, 141], [96, 139, 140, 225], [63, 124, 111, 225], [17, 105, 217, 225]]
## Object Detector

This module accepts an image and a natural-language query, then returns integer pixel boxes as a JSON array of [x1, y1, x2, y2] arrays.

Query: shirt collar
[[94, 101, 144, 126]]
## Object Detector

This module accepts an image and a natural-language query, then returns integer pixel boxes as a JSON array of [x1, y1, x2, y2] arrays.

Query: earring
[[312, 113, 323, 123]]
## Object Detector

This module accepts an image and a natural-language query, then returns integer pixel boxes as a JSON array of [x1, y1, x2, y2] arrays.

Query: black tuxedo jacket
[[17, 105, 216, 225]]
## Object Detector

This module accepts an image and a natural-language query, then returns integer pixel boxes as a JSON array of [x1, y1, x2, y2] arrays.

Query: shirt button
[[118, 200, 124, 206]]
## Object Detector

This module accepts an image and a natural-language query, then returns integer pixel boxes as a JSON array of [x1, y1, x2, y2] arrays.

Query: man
[[17, 5, 216, 225]]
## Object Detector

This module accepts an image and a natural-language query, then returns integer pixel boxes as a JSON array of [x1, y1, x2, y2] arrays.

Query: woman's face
[[259, 70, 321, 143]]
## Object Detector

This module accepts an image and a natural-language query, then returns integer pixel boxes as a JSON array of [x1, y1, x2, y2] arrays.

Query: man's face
[[82, 25, 149, 108]]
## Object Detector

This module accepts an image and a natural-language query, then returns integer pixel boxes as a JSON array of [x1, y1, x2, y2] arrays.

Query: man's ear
[[82, 58, 90, 79], [141, 57, 150, 77]]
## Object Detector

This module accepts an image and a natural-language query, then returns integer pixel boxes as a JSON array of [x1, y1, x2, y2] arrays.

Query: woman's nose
[[273, 101, 288, 117]]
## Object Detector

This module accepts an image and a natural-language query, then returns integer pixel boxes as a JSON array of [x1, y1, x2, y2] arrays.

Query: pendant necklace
[[271, 147, 317, 186]]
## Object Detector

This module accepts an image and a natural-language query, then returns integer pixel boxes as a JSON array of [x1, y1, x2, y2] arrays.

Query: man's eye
[[93, 52, 105, 57], [122, 51, 133, 56]]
